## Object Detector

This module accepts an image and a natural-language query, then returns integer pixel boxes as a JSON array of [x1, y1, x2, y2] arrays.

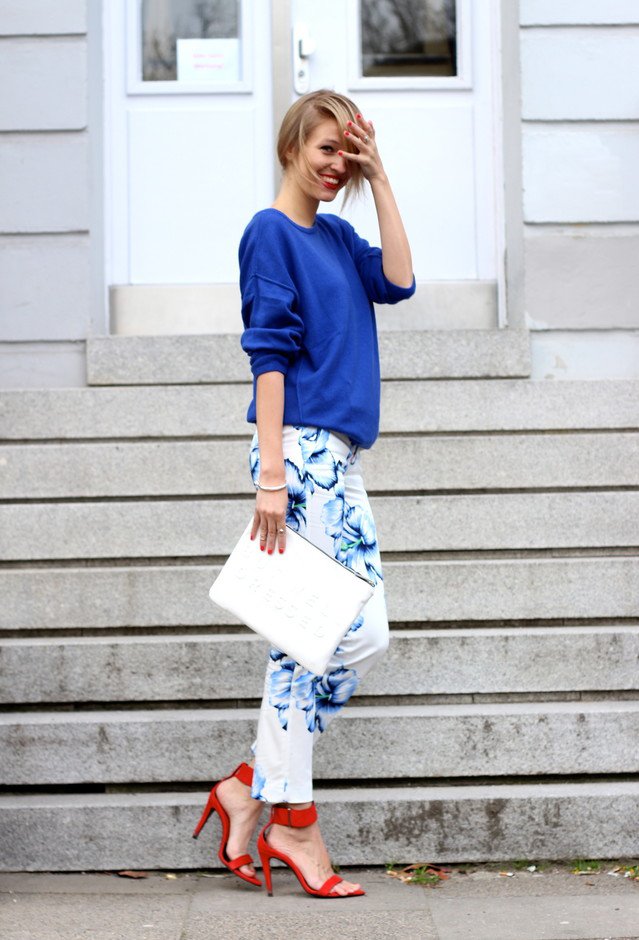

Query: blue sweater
[[239, 208, 416, 449]]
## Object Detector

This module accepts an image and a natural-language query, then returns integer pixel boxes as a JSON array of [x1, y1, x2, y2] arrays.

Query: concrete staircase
[[1, 329, 638, 871]]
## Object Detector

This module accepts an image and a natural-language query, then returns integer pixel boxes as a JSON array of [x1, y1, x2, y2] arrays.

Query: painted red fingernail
[[279, 548, 284, 554], [260, 545, 265, 551], [344, 131, 350, 136], [347, 121, 352, 126], [268, 549, 273, 555], [356, 113, 362, 119], [338, 150, 343, 156]]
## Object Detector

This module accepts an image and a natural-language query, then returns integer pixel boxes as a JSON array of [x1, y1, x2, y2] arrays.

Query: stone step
[[2, 701, 638, 785], [2, 432, 638, 499], [85, 330, 532, 385], [3, 491, 638, 562], [3, 781, 637, 870], [1, 379, 637, 441], [2, 626, 637, 704], [2, 557, 637, 631]]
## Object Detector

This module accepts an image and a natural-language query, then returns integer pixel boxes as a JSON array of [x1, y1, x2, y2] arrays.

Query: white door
[[104, 0, 273, 289], [104, 1, 504, 332], [294, 0, 501, 283]]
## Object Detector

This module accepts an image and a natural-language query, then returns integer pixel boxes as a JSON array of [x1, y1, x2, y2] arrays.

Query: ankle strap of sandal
[[271, 802, 318, 828], [231, 762, 253, 787]]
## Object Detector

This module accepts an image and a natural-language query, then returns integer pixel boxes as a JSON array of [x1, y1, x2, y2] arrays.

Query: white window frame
[[347, 0, 472, 92], [126, 0, 253, 95]]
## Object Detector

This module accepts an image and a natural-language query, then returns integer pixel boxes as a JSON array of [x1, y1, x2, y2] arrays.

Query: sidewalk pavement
[[1, 863, 638, 940]]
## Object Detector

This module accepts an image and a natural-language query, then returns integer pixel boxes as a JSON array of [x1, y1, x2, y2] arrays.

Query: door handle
[[293, 23, 316, 95]]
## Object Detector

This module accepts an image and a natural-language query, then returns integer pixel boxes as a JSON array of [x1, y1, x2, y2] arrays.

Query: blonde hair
[[276, 90, 366, 206]]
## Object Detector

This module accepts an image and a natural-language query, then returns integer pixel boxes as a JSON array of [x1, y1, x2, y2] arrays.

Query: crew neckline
[[266, 207, 319, 233]]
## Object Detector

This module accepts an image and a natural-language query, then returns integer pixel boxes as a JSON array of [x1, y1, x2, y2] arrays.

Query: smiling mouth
[[319, 175, 342, 190]]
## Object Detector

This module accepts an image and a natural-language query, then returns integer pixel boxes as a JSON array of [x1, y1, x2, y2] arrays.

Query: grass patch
[[385, 863, 450, 887], [570, 859, 602, 874], [405, 866, 442, 886]]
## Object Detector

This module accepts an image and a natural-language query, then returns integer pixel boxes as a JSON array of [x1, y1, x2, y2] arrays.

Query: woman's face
[[287, 117, 350, 202]]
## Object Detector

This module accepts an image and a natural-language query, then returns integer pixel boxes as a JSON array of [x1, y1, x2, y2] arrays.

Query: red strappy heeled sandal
[[257, 802, 366, 898], [192, 761, 262, 887]]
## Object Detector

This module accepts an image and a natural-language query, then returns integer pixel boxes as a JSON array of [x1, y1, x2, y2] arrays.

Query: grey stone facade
[[0, 0, 103, 387], [1, 2, 638, 871]]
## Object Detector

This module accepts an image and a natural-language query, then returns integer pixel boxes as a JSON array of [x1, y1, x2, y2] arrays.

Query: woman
[[193, 90, 415, 898]]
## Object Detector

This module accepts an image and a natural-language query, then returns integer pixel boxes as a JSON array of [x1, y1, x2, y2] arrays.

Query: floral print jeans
[[248, 425, 389, 803]]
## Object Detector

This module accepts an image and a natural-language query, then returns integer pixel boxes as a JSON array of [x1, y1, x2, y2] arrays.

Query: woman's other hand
[[253, 370, 287, 554], [251, 487, 288, 554]]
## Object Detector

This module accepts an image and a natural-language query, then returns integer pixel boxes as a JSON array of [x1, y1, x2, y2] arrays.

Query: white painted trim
[[271, 0, 291, 193], [497, 0, 526, 330], [488, 0, 507, 328], [87, 0, 108, 336], [103, 0, 131, 287], [346, 0, 473, 92], [125, 0, 253, 95]]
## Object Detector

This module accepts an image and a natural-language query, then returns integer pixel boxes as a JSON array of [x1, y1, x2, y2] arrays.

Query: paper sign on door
[[176, 38, 240, 83]]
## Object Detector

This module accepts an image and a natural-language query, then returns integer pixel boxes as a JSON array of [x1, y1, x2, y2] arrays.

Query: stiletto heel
[[258, 844, 274, 897], [257, 802, 365, 899], [192, 791, 216, 839], [192, 761, 262, 887]]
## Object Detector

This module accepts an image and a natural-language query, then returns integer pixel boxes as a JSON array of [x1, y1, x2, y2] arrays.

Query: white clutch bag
[[209, 519, 375, 675]]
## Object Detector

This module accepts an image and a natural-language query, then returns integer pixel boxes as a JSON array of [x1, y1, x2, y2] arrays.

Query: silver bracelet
[[255, 480, 287, 492]]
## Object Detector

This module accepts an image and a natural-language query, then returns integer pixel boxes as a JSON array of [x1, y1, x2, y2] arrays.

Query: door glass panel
[[142, 0, 241, 82], [361, 0, 457, 78]]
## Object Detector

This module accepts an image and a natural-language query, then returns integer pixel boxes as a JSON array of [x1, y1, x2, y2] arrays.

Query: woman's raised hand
[[340, 112, 413, 288], [251, 488, 288, 555], [339, 114, 386, 183]]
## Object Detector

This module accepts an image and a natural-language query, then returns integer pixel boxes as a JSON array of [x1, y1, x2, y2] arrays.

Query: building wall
[[0, 0, 102, 387], [2, 2, 638, 388], [520, 0, 639, 378]]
